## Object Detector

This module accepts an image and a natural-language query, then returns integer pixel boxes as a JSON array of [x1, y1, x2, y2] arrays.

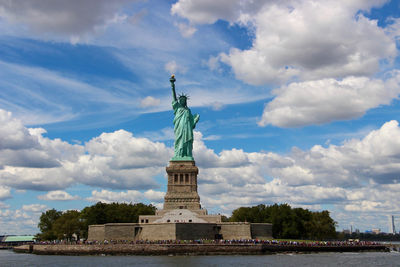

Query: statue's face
[[179, 97, 187, 107]]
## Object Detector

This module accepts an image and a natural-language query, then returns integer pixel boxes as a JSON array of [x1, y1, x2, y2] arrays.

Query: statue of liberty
[[170, 75, 199, 161]]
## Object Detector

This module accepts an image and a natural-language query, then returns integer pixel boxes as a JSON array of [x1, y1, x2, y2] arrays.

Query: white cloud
[[0, 186, 11, 200], [38, 190, 80, 201], [0, 202, 10, 209], [140, 96, 161, 108], [175, 22, 197, 38], [205, 56, 222, 72], [174, 0, 396, 85], [86, 189, 165, 204], [0, 0, 134, 40], [171, 0, 250, 25], [22, 204, 48, 213], [0, 110, 171, 191], [2, 108, 400, 231], [164, 60, 187, 74], [0, 207, 43, 234], [221, 1, 395, 85], [87, 189, 143, 203], [0, 110, 39, 150], [259, 72, 400, 127], [172, 0, 398, 127], [189, 121, 400, 219], [143, 189, 165, 202]]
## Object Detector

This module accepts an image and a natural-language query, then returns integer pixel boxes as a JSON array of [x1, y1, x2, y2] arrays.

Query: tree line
[[36, 202, 337, 241], [36, 202, 156, 240], [228, 204, 337, 240]]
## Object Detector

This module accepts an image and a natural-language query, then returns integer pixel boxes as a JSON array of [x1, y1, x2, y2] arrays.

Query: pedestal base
[[164, 160, 201, 210]]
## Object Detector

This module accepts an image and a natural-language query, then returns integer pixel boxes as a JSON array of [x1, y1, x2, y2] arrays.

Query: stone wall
[[139, 223, 176, 240], [176, 223, 217, 240], [88, 222, 273, 241], [17, 243, 388, 255], [104, 223, 137, 241], [219, 223, 252, 240], [138, 215, 162, 224], [87, 225, 105, 241], [251, 223, 273, 240]]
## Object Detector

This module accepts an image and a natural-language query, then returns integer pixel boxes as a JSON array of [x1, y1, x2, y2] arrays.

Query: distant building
[[0, 235, 35, 246], [388, 215, 396, 234], [342, 229, 351, 234], [371, 228, 381, 234]]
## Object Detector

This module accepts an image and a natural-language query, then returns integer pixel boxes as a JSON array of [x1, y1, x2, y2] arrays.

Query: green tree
[[230, 203, 337, 240], [308, 210, 337, 240], [230, 204, 272, 223], [37, 209, 62, 241], [53, 210, 84, 240], [221, 215, 230, 222], [80, 202, 156, 238]]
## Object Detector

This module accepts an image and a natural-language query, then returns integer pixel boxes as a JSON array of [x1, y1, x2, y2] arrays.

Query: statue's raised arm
[[170, 74, 177, 102], [169, 75, 199, 161]]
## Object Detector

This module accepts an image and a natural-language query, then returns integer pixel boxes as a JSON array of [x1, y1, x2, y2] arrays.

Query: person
[[170, 75, 199, 160]]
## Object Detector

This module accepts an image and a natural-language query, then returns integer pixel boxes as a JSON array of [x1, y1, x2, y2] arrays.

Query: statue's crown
[[178, 93, 189, 99]]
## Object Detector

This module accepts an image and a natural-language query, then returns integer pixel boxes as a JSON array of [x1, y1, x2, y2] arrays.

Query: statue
[[170, 75, 199, 161]]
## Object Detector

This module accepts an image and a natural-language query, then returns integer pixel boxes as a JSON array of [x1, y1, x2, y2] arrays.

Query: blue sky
[[1, 0, 400, 235]]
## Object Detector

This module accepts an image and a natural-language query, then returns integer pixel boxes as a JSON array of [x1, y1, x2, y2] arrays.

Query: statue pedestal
[[163, 161, 201, 210]]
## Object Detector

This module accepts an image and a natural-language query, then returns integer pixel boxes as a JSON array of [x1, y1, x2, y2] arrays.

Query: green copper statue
[[170, 75, 199, 161]]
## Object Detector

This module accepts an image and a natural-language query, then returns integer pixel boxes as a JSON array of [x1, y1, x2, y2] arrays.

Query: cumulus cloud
[[171, 0, 263, 25], [222, 2, 395, 85], [87, 189, 142, 203], [174, 0, 396, 85], [259, 71, 400, 127], [175, 22, 197, 38], [86, 189, 165, 204], [0, 202, 10, 209], [2, 108, 400, 231], [143, 189, 165, 202], [0, 110, 39, 150], [0, 186, 11, 200], [191, 122, 400, 219], [0, 110, 171, 191], [140, 96, 161, 108], [172, 0, 398, 127], [22, 204, 48, 213], [38, 190, 80, 201], [0, 0, 134, 40], [0, 207, 44, 234]]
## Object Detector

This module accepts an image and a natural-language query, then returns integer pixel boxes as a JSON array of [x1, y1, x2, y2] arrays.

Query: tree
[[52, 210, 84, 240], [37, 202, 157, 240], [230, 204, 272, 223], [221, 215, 230, 222], [308, 210, 337, 240], [37, 209, 62, 241], [80, 202, 156, 238], [230, 203, 337, 240]]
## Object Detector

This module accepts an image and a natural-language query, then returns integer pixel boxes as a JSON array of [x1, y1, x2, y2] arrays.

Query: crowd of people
[[35, 239, 381, 247]]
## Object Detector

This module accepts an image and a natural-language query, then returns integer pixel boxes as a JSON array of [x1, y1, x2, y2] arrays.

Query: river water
[[1, 249, 400, 266]]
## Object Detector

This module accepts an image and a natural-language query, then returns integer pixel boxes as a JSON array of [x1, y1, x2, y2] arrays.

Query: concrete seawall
[[13, 243, 389, 255]]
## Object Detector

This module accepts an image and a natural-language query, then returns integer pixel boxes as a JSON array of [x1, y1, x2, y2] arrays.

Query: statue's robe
[[172, 100, 199, 159]]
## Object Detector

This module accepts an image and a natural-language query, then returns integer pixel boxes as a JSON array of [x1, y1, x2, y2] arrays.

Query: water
[[1, 250, 400, 266]]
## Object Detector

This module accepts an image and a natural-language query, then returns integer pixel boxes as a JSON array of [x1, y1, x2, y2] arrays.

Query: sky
[[0, 0, 400, 235]]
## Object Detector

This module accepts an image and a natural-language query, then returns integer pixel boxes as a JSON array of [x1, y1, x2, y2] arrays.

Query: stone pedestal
[[163, 160, 201, 210]]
